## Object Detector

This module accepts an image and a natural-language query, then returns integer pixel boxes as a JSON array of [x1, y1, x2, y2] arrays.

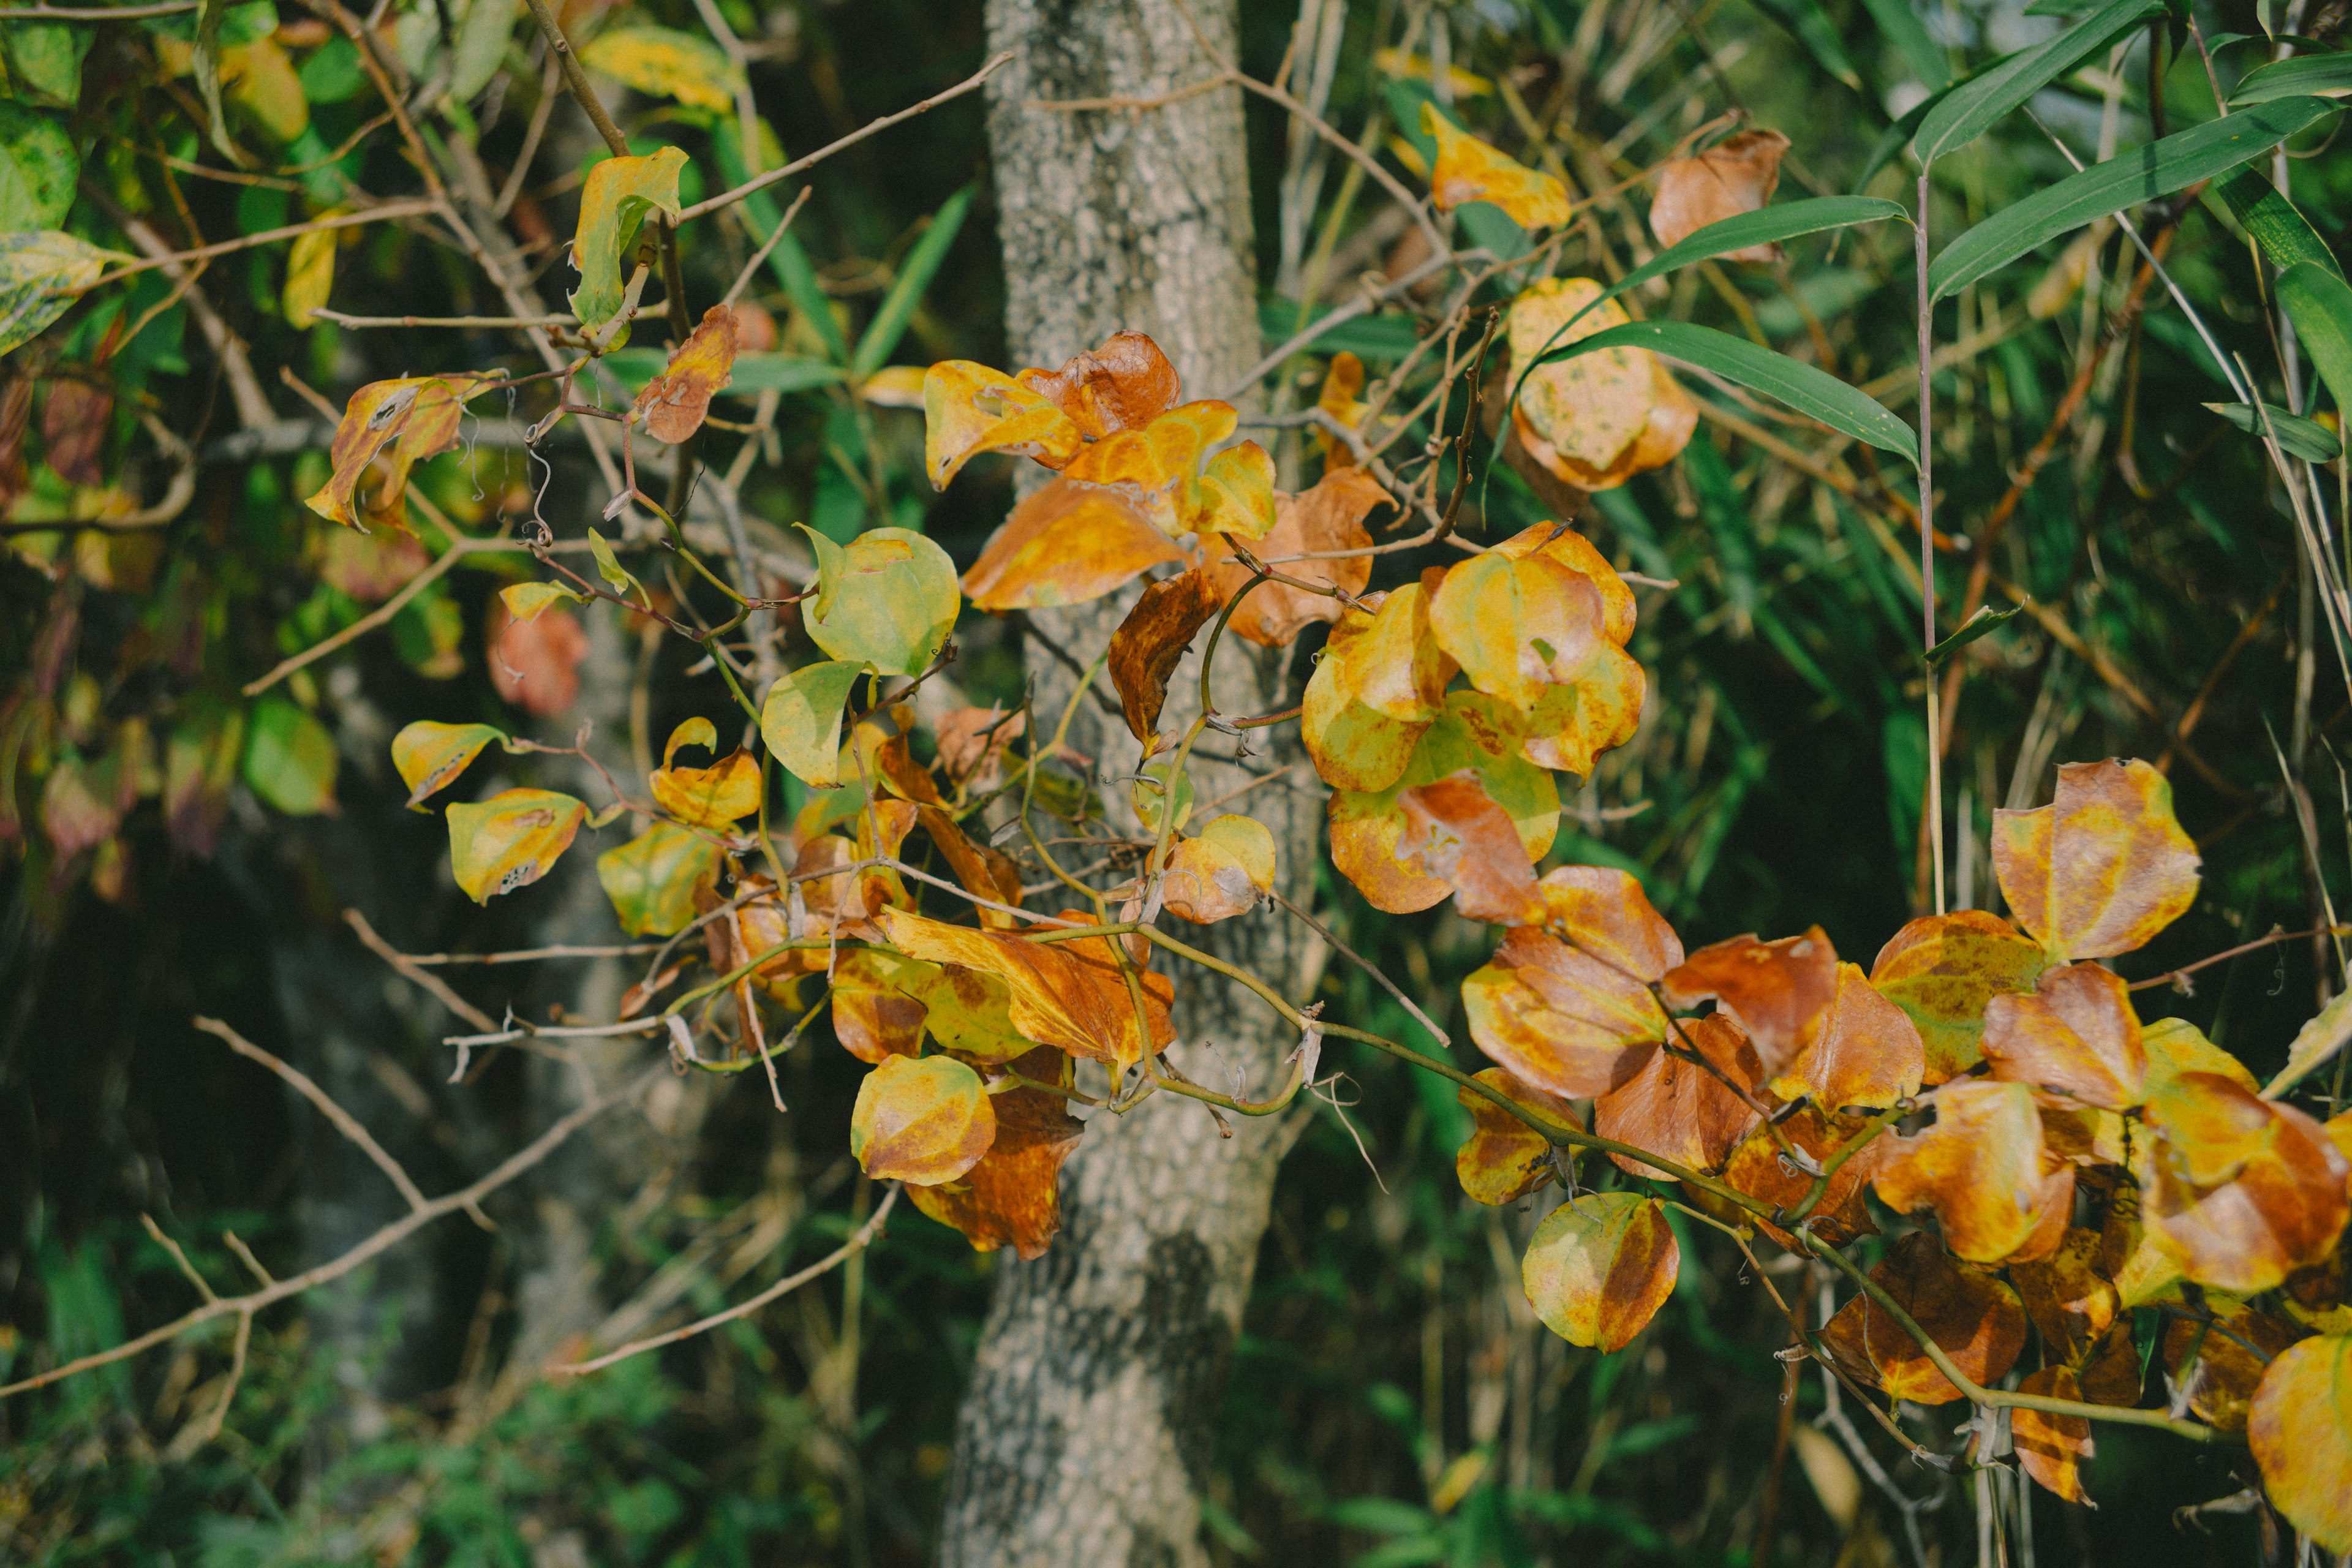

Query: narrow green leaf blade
[[1925, 601, 2028, 666], [2277, 260, 2352, 418], [2203, 401, 2342, 462], [1913, 0, 2163, 165], [2230, 51, 2352, 105], [1857, 83, 1951, 189], [2218, 167, 2343, 279], [1536, 321, 1919, 464], [1928, 96, 2338, 301], [1750, 0, 1863, 90], [1860, 0, 1953, 88], [852, 184, 974, 379], [1588, 198, 1910, 324]]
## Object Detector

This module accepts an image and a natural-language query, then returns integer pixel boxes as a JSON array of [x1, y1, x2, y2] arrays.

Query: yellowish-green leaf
[[241, 696, 337, 816], [799, 524, 960, 678], [850, 1052, 996, 1185], [761, 659, 866, 789], [2249, 1333, 2352, 1552], [281, 219, 337, 327], [500, 581, 590, 622], [578, 24, 743, 114], [390, 719, 505, 811], [447, 787, 588, 902], [0, 231, 127, 357], [569, 146, 687, 331], [596, 820, 722, 937], [1520, 1191, 1679, 1351], [587, 526, 646, 608]]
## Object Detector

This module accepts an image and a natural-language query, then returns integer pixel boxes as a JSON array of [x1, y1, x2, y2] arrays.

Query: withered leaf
[[2165, 1305, 2307, 1433], [2143, 1071, 2351, 1295], [1983, 961, 2147, 1110], [2011, 1226, 2120, 1363], [1771, 962, 1925, 1111], [1662, 927, 1840, 1078], [1819, 1232, 2026, 1405], [633, 302, 739, 444], [1016, 330, 1182, 439], [1594, 1011, 1762, 1180], [1107, 568, 1223, 743], [1715, 1104, 1884, 1250], [1394, 769, 1545, 926], [907, 1047, 1085, 1260], [1201, 468, 1385, 648], [1455, 1068, 1577, 1205], [960, 477, 1186, 612], [1871, 910, 2048, 1082], [1648, 129, 1792, 258], [2013, 1366, 2097, 1504], [1464, 924, 1665, 1099]]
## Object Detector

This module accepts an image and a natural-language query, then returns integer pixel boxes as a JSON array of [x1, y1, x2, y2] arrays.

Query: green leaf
[[2204, 400, 2342, 462], [2217, 167, 2343, 279], [586, 526, 647, 608], [1749, 0, 1863, 89], [1928, 96, 2339, 301], [597, 820, 722, 936], [193, 0, 233, 162], [1859, 0, 1952, 88], [600, 348, 847, 396], [760, 658, 865, 789], [2230, 51, 2352, 105], [1912, 0, 2163, 165], [448, 0, 516, 104], [0, 103, 77, 232], [1256, 298, 1423, 362], [567, 146, 686, 330], [499, 580, 590, 622], [1534, 320, 1918, 464], [1569, 198, 1908, 334], [390, 719, 507, 810], [242, 697, 338, 816], [797, 524, 960, 678], [447, 788, 589, 902], [851, 184, 973, 379], [2276, 260, 2352, 418], [1, 23, 91, 106], [1924, 601, 2028, 666]]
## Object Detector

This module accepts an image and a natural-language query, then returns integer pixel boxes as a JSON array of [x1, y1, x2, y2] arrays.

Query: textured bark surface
[[938, 7, 1319, 1565]]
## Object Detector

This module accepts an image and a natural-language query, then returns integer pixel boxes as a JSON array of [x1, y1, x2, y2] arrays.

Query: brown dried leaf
[[633, 303, 739, 444], [830, 948, 930, 1064], [2013, 1366, 2097, 1503], [933, 706, 1023, 788], [916, 805, 1025, 930], [1107, 568, 1223, 744], [1984, 961, 2147, 1110], [907, 1046, 1085, 1259], [1594, 1011, 1762, 1179], [2011, 1226, 2120, 1363], [2166, 1305, 2307, 1431], [41, 375, 109, 486], [1715, 1104, 1884, 1250], [1662, 927, 1840, 1078], [1015, 330, 1182, 439], [1156, 813, 1275, 925], [1771, 962, 1925, 1110], [1202, 469, 1384, 648], [1464, 909, 1670, 1100], [1819, 1232, 2027, 1405], [1648, 129, 1792, 258], [1394, 769, 1544, 926]]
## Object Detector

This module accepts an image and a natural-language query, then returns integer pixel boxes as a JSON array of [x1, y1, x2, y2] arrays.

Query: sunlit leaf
[[390, 719, 505, 810], [1107, 568, 1222, 744], [1463, 873, 1674, 1099], [304, 375, 475, 529], [580, 24, 743, 113], [634, 303, 739, 443], [2142, 1016, 2260, 1098], [1649, 129, 1791, 258], [1202, 469, 1384, 648], [880, 907, 1175, 1076], [1594, 1011, 1762, 1179], [1456, 1068, 1575, 1205], [922, 360, 1085, 488], [1313, 351, 1368, 469], [907, 1047, 1085, 1259], [500, 581, 590, 623], [1818, 1232, 2026, 1404], [1305, 574, 1457, 796], [282, 216, 337, 328], [1194, 438, 1278, 540], [1771, 961, 1925, 1110], [760, 660, 865, 790], [1873, 1079, 2066, 1262], [1992, 758, 2200, 961], [959, 477, 1185, 611], [0, 231, 123, 357], [1059, 400, 1251, 537], [850, 1053, 995, 1185], [1507, 279, 1697, 490], [1422, 102, 1570, 227], [2013, 1367, 2096, 1502], [1982, 961, 2147, 1112], [651, 747, 761, 831], [1158, 813, 1275, 925], [1912, 0, 2163, 166], [596, 820, 720, 937], [2143, 1071, 2351, 1294], [1329, 692, 1558, 914], [446, 788, 588, 903], [914, 805, 1025, 930], [569, 146, 687, 331], [1662, 927, 1840, 1078], [2232, 51, 2352, 105], [1015, 330, 1182, 438], [1393, 769, 1544, 925], [1521, 1192, 1678, 1351], [829, 948, 931, 1064], [2250, 1333, 2352, 1551], [800, 525, 960, 678]]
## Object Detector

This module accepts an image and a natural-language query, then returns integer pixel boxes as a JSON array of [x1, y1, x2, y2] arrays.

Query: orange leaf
[[697, 875, 821, 1004], [1107, 568, 1223, 743], [2250, 1333, 2352, 1551], [2013, 1366, 2096, 1503], [651, 747, 762, 830], [922, 360, 1083, 488], [1313, 351, 1367, 469], [1156, 813, 1275, 925], [2143, 1071, 2351, 1294], [1201, 468, 1384, 649], [1648, 129, 1792, 258], [1983, 961, 2147, 1110], [1520, 1192, 1678, 1351], [830, 948, 929, 1064], [907, 1047, 1085, 1259], [1594, 1011, 1761, 1179], [487, 598, 589, 717], [1060, 399, 1238, 533], [960, 476, 1186, 612], [1423, 103, 1570, 228], [304, 375, 477, 529], [1992, 758, 2201, 960], [850, 1053, 995, 1185], [2166, 1305, 2307, 1431], [1394, 770, 1544, 925], [1872, 1079, 2064, 1263], [1014, 330, 1182, 439], [1770, 962, 1925, 1110], [1455, 1068, 1576, 1205], [1464, 926, 1667, 1099], [1715, 1104, 1884, 1250], [880, 907, 1174, 1076], [1662, 927, 1839, 1078], [1507, 279, 1694, 491], [1819, 1232, 2026, 1404], [2010, 1226, 2119, 1363], [633, 302, 738, 443], [1870, 909, 2048, 1082]]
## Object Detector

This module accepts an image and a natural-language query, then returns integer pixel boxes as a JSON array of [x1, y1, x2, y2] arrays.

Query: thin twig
[[346, 910, 500, 1032], [195, 1018, 431, 1213]]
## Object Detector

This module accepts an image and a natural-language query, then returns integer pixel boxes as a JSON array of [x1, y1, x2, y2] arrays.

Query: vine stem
[[1918, 165, 1944, 918]]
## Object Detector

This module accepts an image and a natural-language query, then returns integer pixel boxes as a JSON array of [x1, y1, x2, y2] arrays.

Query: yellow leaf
[[1422, 102, 1569, 228], [1520, 1191, 1678, 1350], [570, 146, 687, 331], [1157, 813, 1275, 924], [579, 25, 744, 115], [651, 747, 762, 830], [282, 214, 341, 328], [389, 719, 505, 811], [850, 1053, 995, 1186], [1992, 758, 2200, 960], [2250, 1334, 2352, 1551], [303, 376, 477, 530], [446, 788, 587, 902], [596, 820, 720, 937]]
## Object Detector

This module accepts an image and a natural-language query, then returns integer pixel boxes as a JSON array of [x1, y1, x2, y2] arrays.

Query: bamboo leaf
[[1926, 602, 2028, 666], [1532, 321, 1918, 464], [1928, 96, 2339, 301], [2277, 260, 2352, 419], [1912, 0, 2163, 166], [852, 185, 974, 379], [2218, 167, 2343, 279], [1860, 0, 1953, 88], [2204, 401, 2342, 462], [1749, 0, 1863, 90], [2230, 51, 2352, 105], [1580, 198, 1910, 330]]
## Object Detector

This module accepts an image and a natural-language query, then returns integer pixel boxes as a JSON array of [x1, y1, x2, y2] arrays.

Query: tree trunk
[[938, 7, 1321, 1565]]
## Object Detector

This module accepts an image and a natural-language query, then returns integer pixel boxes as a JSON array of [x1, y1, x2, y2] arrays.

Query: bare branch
[[195, 1017, 431, 1215]]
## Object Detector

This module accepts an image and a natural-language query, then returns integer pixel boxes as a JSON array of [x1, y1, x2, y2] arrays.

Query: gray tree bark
[[938, 7, 1321, 1565]]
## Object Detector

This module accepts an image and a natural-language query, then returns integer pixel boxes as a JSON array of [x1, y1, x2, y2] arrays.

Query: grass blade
[[2230, 51, 2352, 105], [1912, 0, 2163, 165], [2218, 167, 2344, 279]]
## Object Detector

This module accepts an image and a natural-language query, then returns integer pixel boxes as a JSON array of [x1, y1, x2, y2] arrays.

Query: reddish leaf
[[907, 1047, 1086, 1260], [1992, 758, 2201, 960], [1394, 770, 1544, 925], [1107, 568, 1223, 743], [633, 302, 739, 444], [933, 706, 1023, 788], [1819, 1232, 2026, 1404], [41, 375, 109, 486], [1156, 813, 1275, 925], [2013, 1366, 2096, 1503], [1648, 129, 1792, 258], [830, 948, 930, 1064], [1015, 330, 1181, 438], [1983, 962, 2147, 1110], [1870, 910, 2049, 1082], [1539, 864, 1685, 982], [960, 477, 1186, 612], [1662, 927, 1839, 1077], [2143, 1071, 2351, 1294], [1594, 1011, 1762, 1179], [1455, 1068, 1576, 1205], [487, 598, 589, 716], [1200, 469, 1384, 648]]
